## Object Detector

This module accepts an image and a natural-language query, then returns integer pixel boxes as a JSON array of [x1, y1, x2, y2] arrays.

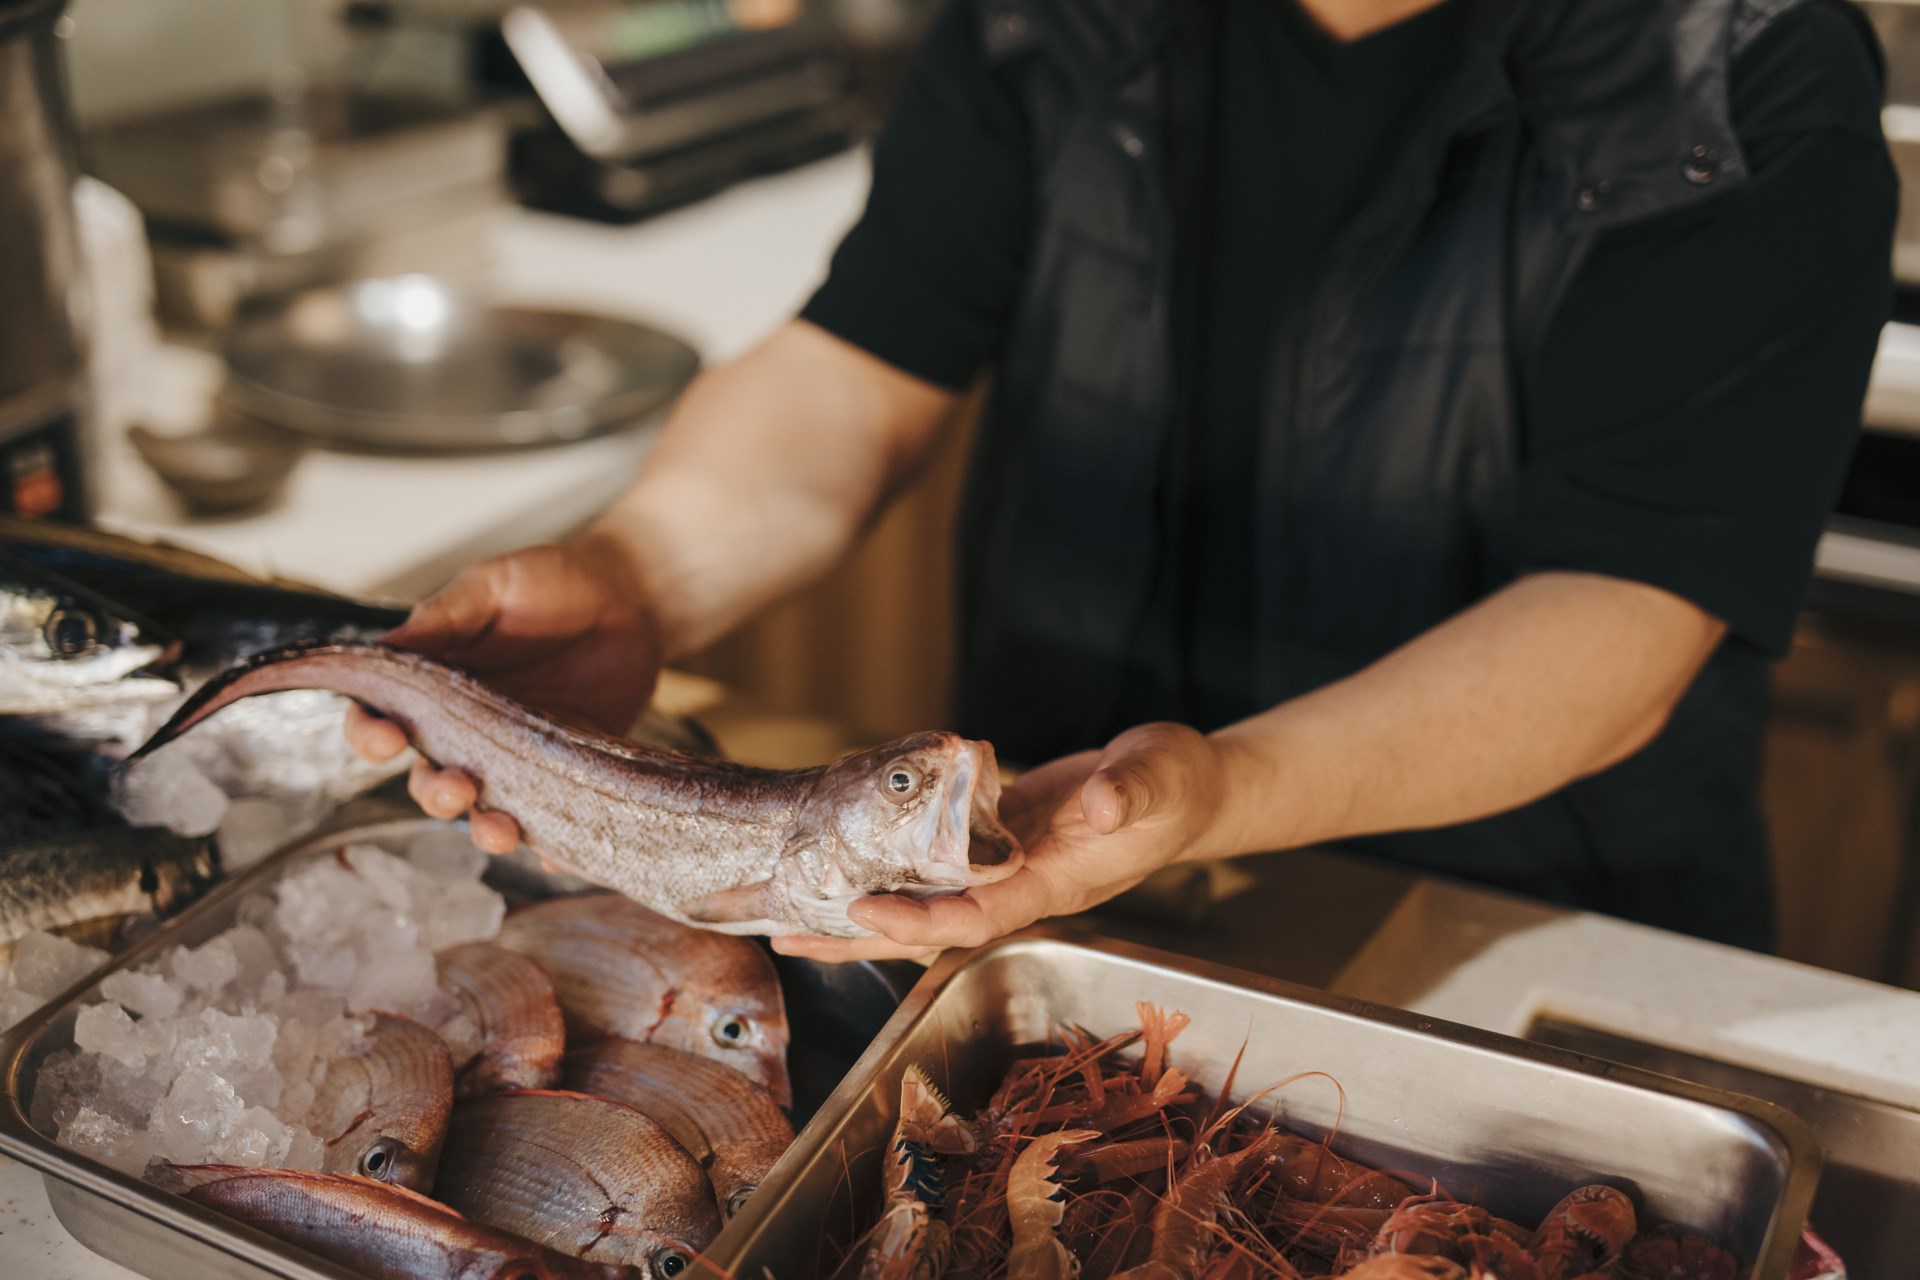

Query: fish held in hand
[[437, 1089, 720, 1277], [0, 554, 178, 715], [562, 1038, 794, 1219], [132, 642, 1023, 937], [167, 1165, 638, 1280], [431, 942, 564, 1096], [309, 1014, 453, 1191], [497, 893, 790, 1106], [0, 828, 219, 960]]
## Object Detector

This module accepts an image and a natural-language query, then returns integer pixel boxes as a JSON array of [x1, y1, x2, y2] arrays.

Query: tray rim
[[714, 926, 1825, 1280]]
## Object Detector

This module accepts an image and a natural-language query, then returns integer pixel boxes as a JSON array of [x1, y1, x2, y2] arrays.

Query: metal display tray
[[715, 931, 1823, 1280], [0, 801, 911, 1280]]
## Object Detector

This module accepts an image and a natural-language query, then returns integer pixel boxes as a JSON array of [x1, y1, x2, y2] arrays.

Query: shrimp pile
[[842, 1004, 1742, 1280]]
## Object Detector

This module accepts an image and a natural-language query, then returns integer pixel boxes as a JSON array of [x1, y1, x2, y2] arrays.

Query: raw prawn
[[1006, 1129, 1100, 1279], [859, 1066, 975, 1280], [1529, 1187, 1636, 1280]]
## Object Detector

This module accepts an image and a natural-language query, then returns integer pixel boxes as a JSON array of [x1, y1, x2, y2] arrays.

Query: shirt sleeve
[[799, 2, 1033, 391], [1514, 2, 1896, 656]]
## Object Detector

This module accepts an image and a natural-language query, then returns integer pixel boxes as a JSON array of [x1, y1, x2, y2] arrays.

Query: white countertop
[[1333, 880, 1920, 1112], [90, 148, 874, 601]]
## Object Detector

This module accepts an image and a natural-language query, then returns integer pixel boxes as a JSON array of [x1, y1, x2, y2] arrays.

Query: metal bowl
[[221, 276, 701, 451]]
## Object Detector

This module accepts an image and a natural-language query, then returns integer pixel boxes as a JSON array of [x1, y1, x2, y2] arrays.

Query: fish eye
[[726, 1186, 756, 1218], [712, 1013, 752, 1047], [359, 1138, 401, 1180], [44, 608, 97, 657], [653, 1248, 690, 1279], [880, 759, 923, 804]]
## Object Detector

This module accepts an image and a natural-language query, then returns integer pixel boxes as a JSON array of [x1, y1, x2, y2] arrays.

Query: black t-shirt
[[803, 0, 1894, 732]]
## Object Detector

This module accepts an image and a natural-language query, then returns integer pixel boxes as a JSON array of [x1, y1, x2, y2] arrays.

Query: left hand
[[772, 722, 1240, 962]]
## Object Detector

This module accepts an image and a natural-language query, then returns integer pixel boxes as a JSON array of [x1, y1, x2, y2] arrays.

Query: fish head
[[0, 555, 180, 711], [344, 1131, 442, 1191], [808, 731, 1024, 899], [698, 998, 791, 1109]]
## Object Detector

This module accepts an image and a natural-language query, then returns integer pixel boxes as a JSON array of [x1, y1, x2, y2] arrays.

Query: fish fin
[[678, 881, 778, 926]]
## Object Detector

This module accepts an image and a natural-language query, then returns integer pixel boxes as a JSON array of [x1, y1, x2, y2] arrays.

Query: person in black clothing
[[352, 0, 1895, 960]]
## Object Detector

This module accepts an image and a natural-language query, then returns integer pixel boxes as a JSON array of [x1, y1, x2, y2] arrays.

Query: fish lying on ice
[[0, 554, 178, 717], [437, 1090, 720, 1275], [308, 1014, 453, 1191], [428, 942, 564, 1096], [132, 642, 1024, 937], [562, 1039, 794, 1219], [164, 1165, 639, 1280], [0, 827, 220, 960], [496, 893, 790, 1106]]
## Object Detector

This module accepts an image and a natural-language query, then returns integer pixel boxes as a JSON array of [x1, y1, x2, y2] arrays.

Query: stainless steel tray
[[0, 800, 911, 1280], [716, 931, 1822, 1280]]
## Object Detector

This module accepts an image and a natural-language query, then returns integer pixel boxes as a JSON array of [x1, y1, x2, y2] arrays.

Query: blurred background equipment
[[0, 0, 91, 522], [220, 275, 700, 450]]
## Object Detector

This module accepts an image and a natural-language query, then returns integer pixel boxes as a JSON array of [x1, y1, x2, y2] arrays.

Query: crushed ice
[[36, 828, 502, 1180]]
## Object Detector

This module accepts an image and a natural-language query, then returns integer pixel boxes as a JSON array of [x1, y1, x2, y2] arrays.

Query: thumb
[[384, 565, 500, 656], [1079, 723, 1203, 835]]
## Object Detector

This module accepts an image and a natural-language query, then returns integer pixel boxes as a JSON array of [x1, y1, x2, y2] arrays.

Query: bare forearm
[[582, 321, 956, 659], [1204, 572, 1727, 858]]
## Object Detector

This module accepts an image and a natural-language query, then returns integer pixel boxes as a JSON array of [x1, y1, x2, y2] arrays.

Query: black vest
[[953, 0, 1840, 906]]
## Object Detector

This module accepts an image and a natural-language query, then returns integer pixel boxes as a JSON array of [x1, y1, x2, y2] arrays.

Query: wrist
[[564, 518, 675, 658], [1203, 708, 1358, 858]]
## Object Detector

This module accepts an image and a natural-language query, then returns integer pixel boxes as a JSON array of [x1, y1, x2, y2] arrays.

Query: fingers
[[344, 704, 409, 763], [845, 880, 1044, 952], [469, 810, 522, 855], [1000, 749, 1100, 843], [769, 934, 938, 963], [384, 565, 498, 655], [408, 757, 477, 819], [404, 759, 522, 852], [1080, 722, 1206, 835]]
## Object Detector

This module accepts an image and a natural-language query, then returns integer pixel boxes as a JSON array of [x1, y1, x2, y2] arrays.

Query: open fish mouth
[[936, 740, 1023, 887]]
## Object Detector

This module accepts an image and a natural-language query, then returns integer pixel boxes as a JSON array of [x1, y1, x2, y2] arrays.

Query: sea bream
[[562, 1039, 794, 1219], [134, 642, 1024, 937], [437, 1090, 719, 1275], [164, 1165, 640, 1280], [495, 894, 790, 1105], [0, 554, 178, 716]]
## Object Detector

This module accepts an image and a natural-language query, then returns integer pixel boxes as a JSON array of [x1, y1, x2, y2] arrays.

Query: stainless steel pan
[[715, 929, 1822, 1280]]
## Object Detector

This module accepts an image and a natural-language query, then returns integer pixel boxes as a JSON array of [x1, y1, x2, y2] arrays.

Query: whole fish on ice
[[134, 642, 1024, 937], [496, 893, 790, 1105], [0, 554, 178, 717], [0, 827, 220, 960], [437, 1089, 720, 1274], [427, 942, 565, 1095], [562, 1038, 794, 1219], [164, 1165, 639, 1280], [307, 1013, 453, 1191]]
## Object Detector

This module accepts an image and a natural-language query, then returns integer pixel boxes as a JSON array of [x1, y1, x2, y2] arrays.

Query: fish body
[[0, 735, 121, 849], [497, 893, 790, 1105], [169, 1165, 638, 1280], [132, 642, 1023, 937], [310, 1014, 454, 1191], [437, 1089, 720, 1275], [0, 827, 219, 960], [562, 1038, 795, 1218], [433, 942, 565, 1095], [0, 554, 178, 716]]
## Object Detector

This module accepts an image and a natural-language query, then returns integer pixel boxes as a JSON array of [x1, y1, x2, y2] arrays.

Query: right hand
[[345, 535, 663, 853]]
